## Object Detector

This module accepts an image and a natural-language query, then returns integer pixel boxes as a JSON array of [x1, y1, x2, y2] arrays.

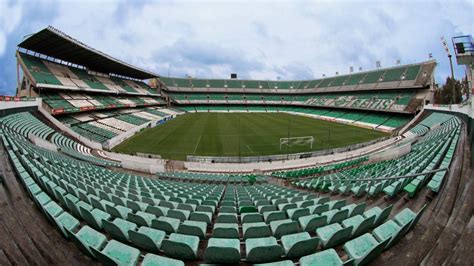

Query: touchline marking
[[193, 135, 202, 154]]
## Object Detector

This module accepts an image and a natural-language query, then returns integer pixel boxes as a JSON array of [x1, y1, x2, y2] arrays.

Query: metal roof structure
[[18, 26, 157, 80]]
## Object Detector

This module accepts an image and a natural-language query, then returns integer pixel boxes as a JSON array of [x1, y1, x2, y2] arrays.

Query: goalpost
[[280, 136, 314, 150]]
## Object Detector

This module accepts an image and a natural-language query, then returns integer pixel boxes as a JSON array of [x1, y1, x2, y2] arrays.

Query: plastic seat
[[80, 207, 111, 230], [146, 205, 169, 216], [322, 209, 349, 224], [299, 248, 353, 266], [129, 226, 166, 253], [372, 219, 410, 249], [245, 236, 283, 263], [298, 214, 327, 232], [91, 240, 140, 266], [243, 222, 271, 239], [242, 213, 264, 223], [341, 203, 366, 217], [204, 238, 241, 264], [53, 211, 80, 238], [168, 209, 191, 221], [151, 216, 180, 234], [106, 204, 132, 219], [263, 211, 286, 223], [142, 253, 184, 266], [66, 226, 107, 258], [189, 211, 212, 224], [212, 223, 239, 238], [103, 218, 137, 243], [316, 223, 353, 248], [161, 233, 200, 260], [342, 215, 375, 237], [363, 205, 392, 226], [216, 213, 238, 223], [127, 211, 155, 227], [286, 207, 310, 221], [343, 233, 390, 265], [308, 204, 329, 215], [177, 220, 207, 239], [220, 206, 237, 213], [281, 232, 319, 258], [270, 219, 299, 238]]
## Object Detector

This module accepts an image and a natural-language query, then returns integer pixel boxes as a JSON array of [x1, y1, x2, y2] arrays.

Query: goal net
[[280, 136, 314, 150]]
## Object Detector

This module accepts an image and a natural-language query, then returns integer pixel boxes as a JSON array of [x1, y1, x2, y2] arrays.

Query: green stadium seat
[[146, 205, 169, 216], [212, 223, 239, 238], [127, 211, 155, 227], [298, 214, 327, 232], [66, 226, 107, 258], [102, 218, 137, 242], [281, 232, 319, 258], [270, 219, 299, 238], [263, 211, 287, 223], [106, 204, 133, 219], [129, 226, 166, 253], [242, 213, 264, 223], [316, 223, 353, 248], [168, 209, 191, 222], [141, 253, 184, 266], [343, 233, 390, 265], [286, 207, 310, 221], [161, 233, 200, 260], [177, 220, 207, 239], [299, 248, 353, 266], [254, 260, 294, 266], [342, 214, 375, 237], [372, 219, 410, 250], [204, 238, 241, 264], [151, 216, 180, 234], [91, 240, 140, 266], [216, 213, 238, 223], [245, 236, 283, 263], [189, 211, 212, 224], [53, 211, 80, 238], [341, 202, 366, 217], [80, 207, 111, 230], [363, 205, 392, 226], [322, 209, 349, 224], [307, 203, 328, 214], [243, 222, 272, 239]]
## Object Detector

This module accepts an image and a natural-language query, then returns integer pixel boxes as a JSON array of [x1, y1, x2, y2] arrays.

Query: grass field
[[112, 112, 389, 160]]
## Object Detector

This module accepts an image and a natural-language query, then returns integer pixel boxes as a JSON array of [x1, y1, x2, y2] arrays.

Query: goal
[[280, 136, 314, 150]]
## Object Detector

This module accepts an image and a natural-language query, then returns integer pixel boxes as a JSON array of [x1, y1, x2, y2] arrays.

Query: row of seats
[[68, 108, 183, 143], [157, 171, 267, 183], [160, 63, 422, 90], [42, 91, 165, 114], [168, 91, 415, 112], [180, 105, 411, 129], [293, 114, 461, 198], [20, 52, 157, 95], [272, 156, 369, 179]]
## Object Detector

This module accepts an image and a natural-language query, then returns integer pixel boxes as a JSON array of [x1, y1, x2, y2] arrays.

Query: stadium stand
[[1, 26, 471, 266]]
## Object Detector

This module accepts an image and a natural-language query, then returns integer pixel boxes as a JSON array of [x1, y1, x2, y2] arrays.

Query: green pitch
[[113, 112, 389, 160]]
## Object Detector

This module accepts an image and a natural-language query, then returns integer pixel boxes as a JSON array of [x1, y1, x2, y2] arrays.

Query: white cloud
[[0, 1, 23, 56]]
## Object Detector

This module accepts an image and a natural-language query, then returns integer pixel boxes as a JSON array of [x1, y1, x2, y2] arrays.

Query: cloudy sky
[[0, 0, 472, 95]]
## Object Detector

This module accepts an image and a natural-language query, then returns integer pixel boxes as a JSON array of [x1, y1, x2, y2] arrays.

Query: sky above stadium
[[0, 0, 472, 95]]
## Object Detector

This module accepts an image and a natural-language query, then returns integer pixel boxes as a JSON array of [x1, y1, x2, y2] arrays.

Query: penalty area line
[[193, 135, 202, 154]]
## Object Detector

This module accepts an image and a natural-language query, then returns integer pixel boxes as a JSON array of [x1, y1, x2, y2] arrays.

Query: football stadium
[[0, 3, 473, 266]]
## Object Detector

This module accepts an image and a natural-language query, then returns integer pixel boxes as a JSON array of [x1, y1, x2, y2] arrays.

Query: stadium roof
[[17, 26, 156, 80]]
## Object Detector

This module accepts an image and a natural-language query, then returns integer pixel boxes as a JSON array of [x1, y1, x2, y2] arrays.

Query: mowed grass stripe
[[112, 112, 389, 160]]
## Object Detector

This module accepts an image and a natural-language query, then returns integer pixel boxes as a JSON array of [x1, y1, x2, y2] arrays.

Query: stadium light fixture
[[441, 36, 456, 104]]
